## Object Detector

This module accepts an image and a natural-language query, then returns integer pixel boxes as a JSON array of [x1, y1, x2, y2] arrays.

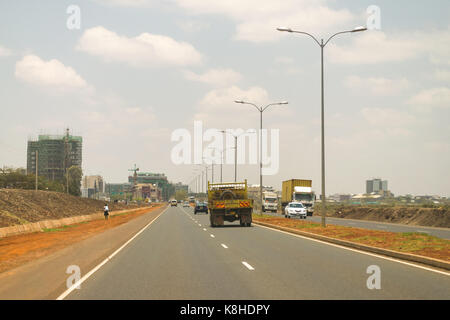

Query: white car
[[284, 202, 307, 219], [183, 201, 190, 207]]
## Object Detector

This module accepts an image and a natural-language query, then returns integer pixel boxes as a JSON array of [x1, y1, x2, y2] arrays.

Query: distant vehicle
[[262, 191, 278, 212], [284, 202, 307, 219], [194, 202, 208, 214], [183, 201, 190, 207], [189, 196, 195, 204], [208, 180, 253, 227], [281, 179, 315, 216], [170, 199, 178, 207]]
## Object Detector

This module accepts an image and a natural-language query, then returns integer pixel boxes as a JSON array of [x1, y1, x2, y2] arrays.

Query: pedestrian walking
[[104, 204, 110, 220]]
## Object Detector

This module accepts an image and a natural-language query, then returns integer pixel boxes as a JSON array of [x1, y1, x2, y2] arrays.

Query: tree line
[[0, 166, 82, 196]]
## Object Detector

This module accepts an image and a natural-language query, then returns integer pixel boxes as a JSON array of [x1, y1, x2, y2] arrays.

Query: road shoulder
[[0, 205, 166, 300]]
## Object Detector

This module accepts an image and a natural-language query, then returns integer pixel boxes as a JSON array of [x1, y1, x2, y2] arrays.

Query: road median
[[253, 217, 450, 271]]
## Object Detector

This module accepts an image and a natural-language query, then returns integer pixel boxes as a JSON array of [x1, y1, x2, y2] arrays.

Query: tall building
[[27, 129, 82, 181], [174, 182, 188, 193], [105, 183, 133, 197], [83, 175, 104, 193], [366, 178, 388, 194], [135, 183, 162, 202], [128, 172, 174, 200]]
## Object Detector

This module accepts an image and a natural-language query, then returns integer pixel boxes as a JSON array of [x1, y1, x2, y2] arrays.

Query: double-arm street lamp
[[195, 164, 209, 194], [277, 26, 367, 227], [209, 145, 236, 183], [219, 130, 256, 182], [202, 156, 214, 184], [234, 100, 288, 214]]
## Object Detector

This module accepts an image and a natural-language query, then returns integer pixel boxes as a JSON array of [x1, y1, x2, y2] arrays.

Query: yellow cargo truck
[[281, 179, 316, 216], [208, 180, 253, 227]]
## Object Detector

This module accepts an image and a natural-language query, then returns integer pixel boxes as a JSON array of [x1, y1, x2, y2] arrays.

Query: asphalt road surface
[[65, 206, 450, 299]]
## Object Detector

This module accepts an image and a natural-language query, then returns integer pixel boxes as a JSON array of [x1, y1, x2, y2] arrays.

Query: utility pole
[[128, 164, 139, 199], [35, 150, 38, 191], [64, 128, 69, 194]]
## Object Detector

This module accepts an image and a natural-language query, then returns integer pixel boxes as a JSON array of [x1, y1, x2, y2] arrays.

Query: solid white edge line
[[254, 223, 450, 276], [242, 261, 254, 270], [56, 206, 168, 300]]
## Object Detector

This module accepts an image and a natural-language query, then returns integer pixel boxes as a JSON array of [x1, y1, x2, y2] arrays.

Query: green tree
[[0, 167, 64, 191]]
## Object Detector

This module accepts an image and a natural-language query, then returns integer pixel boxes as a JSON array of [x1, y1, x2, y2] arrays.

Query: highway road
[[63, 205, 450, 299]]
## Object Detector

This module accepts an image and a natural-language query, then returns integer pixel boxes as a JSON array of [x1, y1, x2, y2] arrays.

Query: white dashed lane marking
[[242, 261, 255, 270]]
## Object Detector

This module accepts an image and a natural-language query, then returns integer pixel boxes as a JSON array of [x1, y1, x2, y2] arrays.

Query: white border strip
[[254, 223, 450, 276], [56, 206, 168, 300]]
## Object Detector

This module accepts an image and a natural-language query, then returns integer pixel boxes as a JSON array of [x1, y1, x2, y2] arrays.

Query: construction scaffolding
[[27, 129, 82, 182]]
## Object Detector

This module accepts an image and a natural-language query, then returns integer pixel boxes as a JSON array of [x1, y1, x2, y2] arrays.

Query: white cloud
[[175, 0, 356, 42], [15, 54, 90, 92], [193, 85, 269, 128], [270, 56, 302, 75], [274, 56, 295, 65], [328, 31, 418, 64], [80, 106, 156, 144], [77, 26, 203, 68], [344, 75, 410, 95], [328, 28, 450, 65], [0, 46, 12, 57], [183, 68, 242, 87], [192, 85, 292, 128], [178, 20, 210, 33], [361, 107, 416, 128], [94, 0, 154, 7], [91, 0, 357, 43], [434, 70, 450, 82], [408, 87, 450, 112]]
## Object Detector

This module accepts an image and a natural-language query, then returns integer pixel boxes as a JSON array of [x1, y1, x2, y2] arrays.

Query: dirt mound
[[0, 189, 141, 228], [328, 206, 450, 228]]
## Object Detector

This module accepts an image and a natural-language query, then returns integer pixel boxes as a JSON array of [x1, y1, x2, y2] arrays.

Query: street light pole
[[209, 145, 235, 183], [234, 136, 237, 182], [235, 100, 288, 214], [35, 150, 38, 191], [277, 25, 367, 227], [220, 130, 257, 182], [321, 38, 326, 228]]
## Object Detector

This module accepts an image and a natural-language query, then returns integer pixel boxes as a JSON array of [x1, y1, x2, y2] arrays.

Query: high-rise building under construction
[[27, 129, 82, 181]]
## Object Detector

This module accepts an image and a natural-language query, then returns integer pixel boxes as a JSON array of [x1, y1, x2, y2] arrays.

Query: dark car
[[194, 202, 208, 214]]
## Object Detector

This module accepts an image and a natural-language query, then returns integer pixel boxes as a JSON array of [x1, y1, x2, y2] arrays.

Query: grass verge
[[253, 214, 450, 262]]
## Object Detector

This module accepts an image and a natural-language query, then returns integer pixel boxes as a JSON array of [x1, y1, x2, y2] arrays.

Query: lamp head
[[352, 26, 367, 32], [277, 27, 293, 32]]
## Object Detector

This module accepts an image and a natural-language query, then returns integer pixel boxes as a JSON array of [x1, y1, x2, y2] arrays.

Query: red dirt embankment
[[0, 205, 162, 274], [327, 206, 450, 228], [0, 189, 141, 228]]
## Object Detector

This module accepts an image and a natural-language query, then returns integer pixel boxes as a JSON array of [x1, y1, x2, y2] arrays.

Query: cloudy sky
[[0, 0, 449, 196]]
